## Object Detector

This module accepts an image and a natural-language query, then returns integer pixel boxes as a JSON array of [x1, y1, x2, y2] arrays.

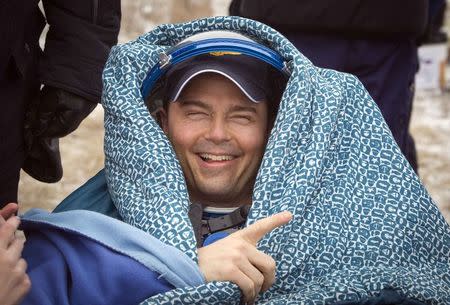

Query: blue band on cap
[[141, 37, 289, 100]]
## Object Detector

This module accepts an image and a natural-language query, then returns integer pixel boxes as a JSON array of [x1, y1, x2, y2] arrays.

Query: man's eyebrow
[[178, 100, 258, 114], [229, 105, 258, 114], [179, 99, 212, 111]]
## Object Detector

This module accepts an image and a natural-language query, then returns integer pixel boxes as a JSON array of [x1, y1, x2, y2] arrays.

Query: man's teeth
[[200, 153, 235, 161]]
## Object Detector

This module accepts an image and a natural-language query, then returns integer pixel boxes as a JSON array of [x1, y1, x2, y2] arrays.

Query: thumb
[[0, 203, 19, 221], [236, 211, 292, 244]]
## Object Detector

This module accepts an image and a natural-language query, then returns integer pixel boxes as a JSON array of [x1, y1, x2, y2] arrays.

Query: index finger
[[235, 211, 292, 244]]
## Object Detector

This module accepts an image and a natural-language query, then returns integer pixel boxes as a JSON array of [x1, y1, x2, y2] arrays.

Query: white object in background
[[416, 43, 448, 93]]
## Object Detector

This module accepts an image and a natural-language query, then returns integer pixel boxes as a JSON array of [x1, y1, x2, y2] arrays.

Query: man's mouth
[[198, 153, 236, 162]]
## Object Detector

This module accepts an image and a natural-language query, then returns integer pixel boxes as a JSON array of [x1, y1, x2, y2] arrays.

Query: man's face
[[161, 73, 270, 207]]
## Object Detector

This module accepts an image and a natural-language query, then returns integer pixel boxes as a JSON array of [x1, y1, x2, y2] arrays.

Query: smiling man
[[153, 48, 285, 210], [154, 50, 289, 303]]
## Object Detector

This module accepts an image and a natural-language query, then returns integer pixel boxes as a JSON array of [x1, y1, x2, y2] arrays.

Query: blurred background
[[18, 0, 450, 223]]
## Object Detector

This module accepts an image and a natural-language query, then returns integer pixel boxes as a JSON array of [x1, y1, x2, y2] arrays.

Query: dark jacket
[[0, 0, 121, 102], [230, 0, 428, 40]]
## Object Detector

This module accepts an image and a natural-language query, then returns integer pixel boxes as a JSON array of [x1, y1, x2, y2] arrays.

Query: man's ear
[[158, 108, 169, 134]]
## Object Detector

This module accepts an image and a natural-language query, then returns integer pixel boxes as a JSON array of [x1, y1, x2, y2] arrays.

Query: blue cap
[[141, 31, 290, 105], [164, 52, 273, 103]]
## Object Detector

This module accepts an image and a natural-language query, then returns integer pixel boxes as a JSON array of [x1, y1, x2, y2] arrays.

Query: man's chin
[[195, 182, 238, 202]]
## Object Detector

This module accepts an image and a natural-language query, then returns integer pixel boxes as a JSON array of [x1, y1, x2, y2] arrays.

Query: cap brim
[[165, 54, 270, 103], [170, 68, 263, 103]]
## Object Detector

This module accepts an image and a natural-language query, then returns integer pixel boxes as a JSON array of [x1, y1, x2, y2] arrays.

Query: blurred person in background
[[230, 0, 438, 173], [0, 0, 121, 208], [422, 0, 448, 43]]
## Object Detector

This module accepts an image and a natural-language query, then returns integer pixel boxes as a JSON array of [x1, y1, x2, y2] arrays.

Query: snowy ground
[[410, 89, 450, 221]]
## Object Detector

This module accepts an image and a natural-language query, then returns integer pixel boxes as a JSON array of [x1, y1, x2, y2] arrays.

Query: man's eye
[[231, 115, 252, 124], [187, 112, 208, 119]]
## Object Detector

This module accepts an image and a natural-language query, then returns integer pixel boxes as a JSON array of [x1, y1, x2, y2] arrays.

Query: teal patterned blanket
[[101, 16, 450, 304]]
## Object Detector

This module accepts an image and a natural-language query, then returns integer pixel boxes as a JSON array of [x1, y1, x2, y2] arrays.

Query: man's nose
[[205, 117, 231, 143]]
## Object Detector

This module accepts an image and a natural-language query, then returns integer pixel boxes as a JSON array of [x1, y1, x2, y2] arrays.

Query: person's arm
[[40, 0, 121, 102], [233, 0, 428, 38], [197, 211, 292, 304], [22, 1, 122, 183], [28, 0, 121, 138], [0, 203, 31, 305]]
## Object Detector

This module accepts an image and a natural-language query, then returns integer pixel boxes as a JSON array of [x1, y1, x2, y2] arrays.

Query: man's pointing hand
[[197, 211, 292, 304]]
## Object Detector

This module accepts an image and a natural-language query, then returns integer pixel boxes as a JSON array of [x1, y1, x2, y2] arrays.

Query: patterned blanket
[[77, 16, 450, 304]]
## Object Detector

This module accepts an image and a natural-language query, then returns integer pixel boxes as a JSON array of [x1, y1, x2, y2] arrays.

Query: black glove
[[29, 86, 97, 138], [23, 86, 97, 183]]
